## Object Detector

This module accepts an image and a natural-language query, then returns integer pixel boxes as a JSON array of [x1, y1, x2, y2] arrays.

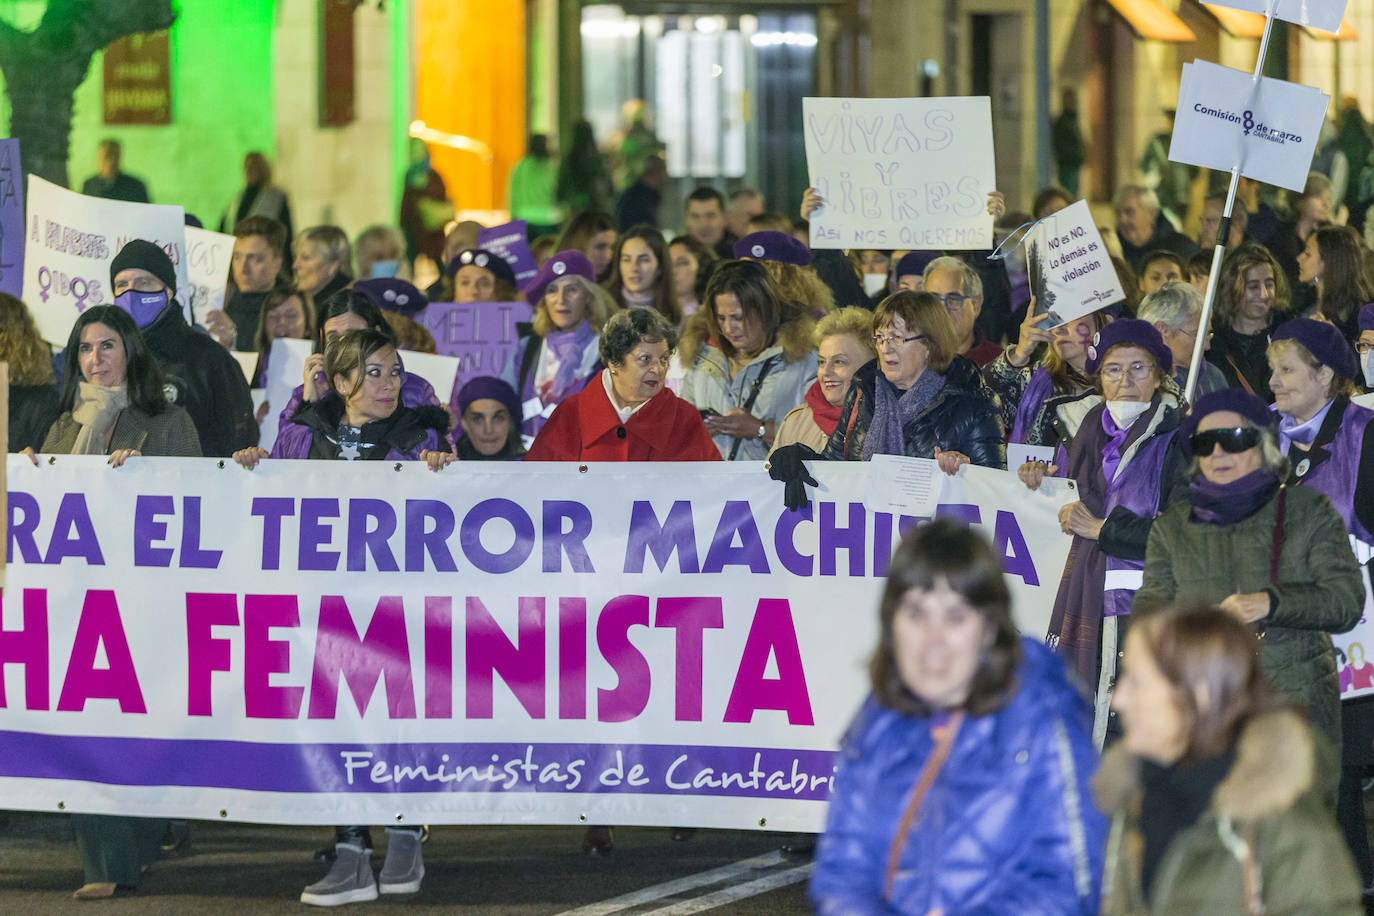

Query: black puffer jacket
[[822, 356, 1006, 467], [141, 302, 258, 457]]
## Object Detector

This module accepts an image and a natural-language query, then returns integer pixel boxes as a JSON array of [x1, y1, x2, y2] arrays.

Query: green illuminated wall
[[0, 0, 276, 227]]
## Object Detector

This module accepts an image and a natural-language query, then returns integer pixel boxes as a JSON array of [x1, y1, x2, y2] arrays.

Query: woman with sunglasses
[[1018, 319, 1185, 744], [1265, 318, 1374, 887], [1133, 388, 1363, 801]]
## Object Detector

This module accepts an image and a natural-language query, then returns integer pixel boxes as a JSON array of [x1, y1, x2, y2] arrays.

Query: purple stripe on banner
[[0, 732, 837, 801]]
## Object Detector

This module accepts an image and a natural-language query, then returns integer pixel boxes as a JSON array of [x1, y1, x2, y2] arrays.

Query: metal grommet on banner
[[219, 809, 228, 818], [578, 813, 588, 822], [758, 817, 767, 827], [47, 456, 56, 465], [57, 801, 65, 810], [395, 813, 405, 822], [578, 464, 589, 474], [217, 460, 225, 469], [394, 462, 403, 472]]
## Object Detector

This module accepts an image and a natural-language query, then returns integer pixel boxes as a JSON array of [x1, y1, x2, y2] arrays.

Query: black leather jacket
[[823, 356, 1006, 467], [141, 303, 258, 456]]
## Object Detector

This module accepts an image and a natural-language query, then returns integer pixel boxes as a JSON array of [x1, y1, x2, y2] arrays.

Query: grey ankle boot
[[379, 827, 425, 895], [300, 842, 378, 906]]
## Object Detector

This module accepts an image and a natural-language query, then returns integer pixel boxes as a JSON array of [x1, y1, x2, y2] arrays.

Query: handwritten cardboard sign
[[184, 226, 235, 326], [417, 300, 532, 391], [1023, 200, 1124, 329], [0, 140, 22, 297], [23, 176, 187, 345], [802, 97, 996, 251], [1169, 60, 1329, 192], [1204, 0, 1345, 34], [477, 220, 538, 290]]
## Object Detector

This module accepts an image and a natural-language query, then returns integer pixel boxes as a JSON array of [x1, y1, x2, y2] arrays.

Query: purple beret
[[524, 249, 596, 305], [353, 278, 428, 318], [895, 250, 939, 279], [734, 231, 812, 267], [1083, 317, 1173, 377], [455, 376, 522, 425], [1272, 317, 1358, 380], [1180, 388, 1277, 453], [447, 248, 517, 289], [1358, 302, 1374, 333]]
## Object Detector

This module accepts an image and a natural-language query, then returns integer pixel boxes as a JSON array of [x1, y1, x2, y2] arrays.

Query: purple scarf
[[542, 321, 596, 403], [862, 369, 945, 461], [1277, 399, 1334, 454], [1099, 408, 1134, 485], [1188, 469, 1280, 525]]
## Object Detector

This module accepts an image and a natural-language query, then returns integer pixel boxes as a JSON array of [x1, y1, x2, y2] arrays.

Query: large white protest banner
[[802, 97, 996, 251], [1169, 60, 1329, 192], [184, 226, 236, 325], [23, 176, 188, 345], [1024, 200, 1124, 329], [1204, 0, 1346, 34], [0, 458, 1073, 828]]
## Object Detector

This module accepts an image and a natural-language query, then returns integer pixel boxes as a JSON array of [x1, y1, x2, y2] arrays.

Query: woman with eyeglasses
[[268, 290, 441, 453], [1264, 318, 1374, 886], [1133, 388, 1363, 799], [814, 290, 1003, 472], [1018, 319, 1185, 743], [525, 307, 719, 462]]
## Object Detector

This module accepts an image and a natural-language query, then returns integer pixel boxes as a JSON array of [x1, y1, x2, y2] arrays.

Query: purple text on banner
[[478, 220, 538, 290], [0, 141, 23, 296], [418, 300, 533, 390]]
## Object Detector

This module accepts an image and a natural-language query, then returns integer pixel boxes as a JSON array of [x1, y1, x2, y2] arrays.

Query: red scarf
[[804, 380, 842, 436]]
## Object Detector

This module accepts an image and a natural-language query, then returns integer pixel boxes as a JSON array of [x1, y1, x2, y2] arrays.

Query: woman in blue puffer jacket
[[810, 519, 1106, 915]]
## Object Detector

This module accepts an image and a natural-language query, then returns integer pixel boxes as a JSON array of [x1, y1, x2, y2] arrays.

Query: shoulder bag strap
[[727, 355, 781, 460], [1257, 486, 1287, 640], [882, 711, 964, 902]]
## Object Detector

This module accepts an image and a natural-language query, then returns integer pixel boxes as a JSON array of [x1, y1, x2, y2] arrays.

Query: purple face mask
[[113, 289, 169, 328]]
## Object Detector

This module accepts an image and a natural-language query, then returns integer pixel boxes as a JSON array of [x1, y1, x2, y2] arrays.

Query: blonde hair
[[0, 294, 55, 385], [760, 260, 835, 317], [533, 274, 615, 337], [1266, 337, 1357, 400], [814, 306, 876, 356]]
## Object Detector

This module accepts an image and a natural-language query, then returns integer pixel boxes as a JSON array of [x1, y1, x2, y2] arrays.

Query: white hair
[[1116, 185, 1160, 214], [1137, 281, 1203, 330], [923, 255, 983, 299]]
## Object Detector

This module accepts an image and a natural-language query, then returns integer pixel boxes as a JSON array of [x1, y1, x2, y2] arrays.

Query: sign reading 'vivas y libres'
[[803, 97, 996, 251]]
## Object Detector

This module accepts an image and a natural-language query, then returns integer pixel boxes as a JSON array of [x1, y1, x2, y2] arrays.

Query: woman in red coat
[[527, 308, 718, 854], [526, 307, 720, 462]]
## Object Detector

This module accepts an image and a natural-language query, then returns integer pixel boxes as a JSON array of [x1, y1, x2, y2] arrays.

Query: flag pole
[[1183, 9, 1276, 403]]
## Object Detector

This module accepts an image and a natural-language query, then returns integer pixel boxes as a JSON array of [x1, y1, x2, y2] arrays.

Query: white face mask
[[1105, 399, 1151, 429], [1363, 350, 1374, 389], [863, 273, 889, 297]]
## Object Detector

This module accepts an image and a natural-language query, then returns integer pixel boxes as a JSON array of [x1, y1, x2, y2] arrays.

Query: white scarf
[[71, 382, 128, 455]]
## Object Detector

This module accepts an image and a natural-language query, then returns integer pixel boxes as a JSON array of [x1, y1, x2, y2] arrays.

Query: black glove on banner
[[767, 444, 821, 511]]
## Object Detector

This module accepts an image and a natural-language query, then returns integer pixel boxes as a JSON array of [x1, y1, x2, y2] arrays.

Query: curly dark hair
[[599, 307, 678, 368]]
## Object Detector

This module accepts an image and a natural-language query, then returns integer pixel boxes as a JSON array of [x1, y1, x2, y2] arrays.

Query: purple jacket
[[811, 639, 1105, 915], [271, 371, 440, 458], [1288, 397, 1374, 544], [1010, 368, 1055, 444], [270, 398, 448, 461]]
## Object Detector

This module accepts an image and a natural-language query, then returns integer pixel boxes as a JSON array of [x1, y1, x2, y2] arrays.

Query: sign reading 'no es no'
[[803, 97, 996, 251]]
